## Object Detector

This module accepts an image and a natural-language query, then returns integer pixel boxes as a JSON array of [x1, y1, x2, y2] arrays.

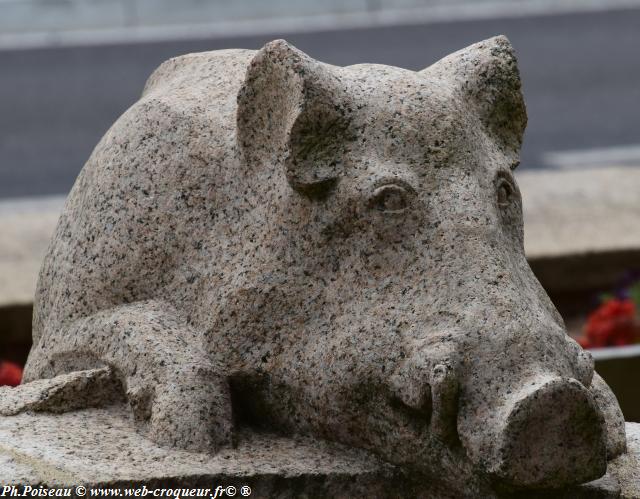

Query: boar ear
[[237, 39, 351, 197], [423, 35, 527, 168]]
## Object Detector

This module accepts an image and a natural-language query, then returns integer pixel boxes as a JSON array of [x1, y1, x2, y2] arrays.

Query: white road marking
[[543, 144, 640, 170]]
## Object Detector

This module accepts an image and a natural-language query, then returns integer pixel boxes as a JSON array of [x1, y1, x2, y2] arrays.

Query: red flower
[[580, 299, 638, 348], [0, 361, 23, 387]]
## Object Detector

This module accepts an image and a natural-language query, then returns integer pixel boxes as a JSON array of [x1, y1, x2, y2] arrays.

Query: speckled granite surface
[[4, 36, 633, 496], [0, 406, 638, 498], [609, 423, 640, 499], [0, 404, 406, 495]]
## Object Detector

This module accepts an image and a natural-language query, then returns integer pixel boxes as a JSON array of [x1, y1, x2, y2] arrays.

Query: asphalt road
[[1, 7, 639, 199]]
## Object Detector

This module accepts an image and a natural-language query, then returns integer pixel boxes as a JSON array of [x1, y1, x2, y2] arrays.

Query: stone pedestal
[[0, 405, 638, 498]]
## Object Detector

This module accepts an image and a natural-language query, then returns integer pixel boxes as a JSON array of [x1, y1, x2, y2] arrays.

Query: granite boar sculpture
[[15, 36, 627, 493]]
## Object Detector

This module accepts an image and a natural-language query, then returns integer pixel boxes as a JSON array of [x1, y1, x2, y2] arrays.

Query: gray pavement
[[1, 6, 640, 199]]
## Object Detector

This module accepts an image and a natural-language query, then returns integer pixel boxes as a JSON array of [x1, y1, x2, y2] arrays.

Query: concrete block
[[517, 166, 640, 259], [0, 196, 63, 307]]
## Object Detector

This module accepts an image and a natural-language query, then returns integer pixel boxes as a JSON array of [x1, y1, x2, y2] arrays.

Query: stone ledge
[[0, 195, 64, 307], [0, 404, 423, 497], [0, 404, 388, 485], [517, 167, 640, 260], [518, 166, 640, 294], [0, 404, 638, 498]]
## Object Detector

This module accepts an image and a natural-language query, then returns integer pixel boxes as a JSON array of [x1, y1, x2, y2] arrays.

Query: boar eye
[[496, 178, 514, 207], [369, 184, 411, 213]]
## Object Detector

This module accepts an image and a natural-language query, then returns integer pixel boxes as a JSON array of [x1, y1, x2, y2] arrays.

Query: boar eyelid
[[369, 183, 414, 213], [371, 177, 416, 194]]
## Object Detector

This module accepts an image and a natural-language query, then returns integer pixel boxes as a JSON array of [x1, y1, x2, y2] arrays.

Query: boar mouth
[[389, 361, 463, 446]]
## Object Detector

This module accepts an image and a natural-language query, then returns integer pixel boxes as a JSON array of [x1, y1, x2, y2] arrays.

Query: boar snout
[[460, 375, 607, 490]]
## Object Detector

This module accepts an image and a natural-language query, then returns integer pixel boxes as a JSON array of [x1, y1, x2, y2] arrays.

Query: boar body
[[23, 37, 626, 495]]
